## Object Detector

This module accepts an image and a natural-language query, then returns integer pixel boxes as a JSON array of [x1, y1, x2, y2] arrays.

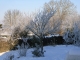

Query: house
[[0, 29, 11, 41]]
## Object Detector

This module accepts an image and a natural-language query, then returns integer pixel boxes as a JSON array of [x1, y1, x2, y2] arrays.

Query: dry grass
[[0, 38, 15, 53]]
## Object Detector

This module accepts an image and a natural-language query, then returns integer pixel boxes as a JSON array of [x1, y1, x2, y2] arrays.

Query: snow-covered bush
[[18, 49, 27, 57], [72, 20, 80, 46], [63, 20, 80, 46], [17, 43, 28, 57], [63, 29, 74, 45], [32, 43, 44, 57]]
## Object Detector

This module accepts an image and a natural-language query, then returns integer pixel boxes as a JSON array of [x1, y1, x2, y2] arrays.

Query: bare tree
[[27, 9, 61, 56], [3, 10, 23, 34], [43, 0, 76, 35], [3, 10, 24, 41], [44, 0, 75, 20]]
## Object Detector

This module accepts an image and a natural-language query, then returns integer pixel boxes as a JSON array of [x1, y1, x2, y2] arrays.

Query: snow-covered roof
[[45, 34, 59, 38], [0, 32, 11, 36]]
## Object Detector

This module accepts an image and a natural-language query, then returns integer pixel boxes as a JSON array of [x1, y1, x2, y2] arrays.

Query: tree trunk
[[40, 36, 44, 56]]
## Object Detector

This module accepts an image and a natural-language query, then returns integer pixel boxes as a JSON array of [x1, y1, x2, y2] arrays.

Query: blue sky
[[0, 0, 80, 23]]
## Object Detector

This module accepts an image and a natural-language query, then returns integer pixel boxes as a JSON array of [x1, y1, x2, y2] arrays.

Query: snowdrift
[[66, 47, 80, 60]]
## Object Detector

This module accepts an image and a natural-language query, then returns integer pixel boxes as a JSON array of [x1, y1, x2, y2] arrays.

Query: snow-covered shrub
[[18, 49, 27, 57], [64, 20, 80, 46], [17, 43, 28, 57], [63, 29, 74, 45], [72, 20, 80, 46], [32, 43, 44, 57]]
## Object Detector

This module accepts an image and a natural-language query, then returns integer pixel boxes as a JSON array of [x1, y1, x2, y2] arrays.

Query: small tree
[[27, 9, 61, 56]]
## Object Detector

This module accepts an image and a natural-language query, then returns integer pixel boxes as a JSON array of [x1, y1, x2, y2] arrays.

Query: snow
[[68, 47, 80, 55], [0, 45, 80, 60], [45, 34, 59, 38], [66, 46, 80, 60]]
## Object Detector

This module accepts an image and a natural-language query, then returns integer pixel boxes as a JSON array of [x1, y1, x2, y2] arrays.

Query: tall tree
[[3, 10, 23, 41], [43, 0, 76, 35], [3, 10, 22, 33], [44, 0, 75, 20]]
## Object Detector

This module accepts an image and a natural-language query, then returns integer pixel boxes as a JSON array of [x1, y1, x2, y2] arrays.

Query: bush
[[32, 43, 44, 57], [18, 49, 27, 57], [17, 43, 28, 57]]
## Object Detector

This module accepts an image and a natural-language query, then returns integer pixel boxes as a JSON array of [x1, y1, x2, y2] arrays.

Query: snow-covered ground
[[0, 45, 80, 60]]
